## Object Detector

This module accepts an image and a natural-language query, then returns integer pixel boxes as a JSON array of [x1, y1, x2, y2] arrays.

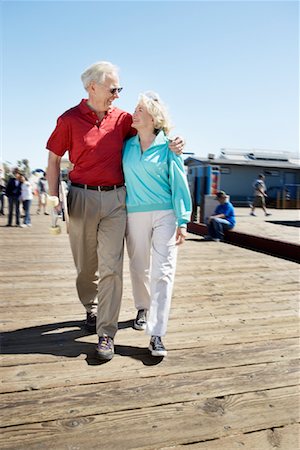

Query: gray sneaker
[[149, 336, 167, 357], [133, 309, 147, 330], [96, 335, 114, 361]]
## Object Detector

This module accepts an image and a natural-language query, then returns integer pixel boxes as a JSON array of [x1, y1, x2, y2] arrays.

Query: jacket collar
[[132, 130, 168, 149]]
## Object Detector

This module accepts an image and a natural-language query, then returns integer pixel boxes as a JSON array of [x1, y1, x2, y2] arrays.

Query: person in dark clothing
[[0, 180, 5, 215], [5, 168, 22, 227]]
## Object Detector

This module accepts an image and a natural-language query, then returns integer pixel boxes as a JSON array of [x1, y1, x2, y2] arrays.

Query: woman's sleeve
[[168, 151, 192, 227]]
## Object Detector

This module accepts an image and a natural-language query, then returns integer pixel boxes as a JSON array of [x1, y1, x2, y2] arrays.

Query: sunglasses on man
[[110, 87, 123, 95]]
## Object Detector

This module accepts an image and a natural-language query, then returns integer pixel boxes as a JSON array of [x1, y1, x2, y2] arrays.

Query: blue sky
[[1, 0, 299, 170]]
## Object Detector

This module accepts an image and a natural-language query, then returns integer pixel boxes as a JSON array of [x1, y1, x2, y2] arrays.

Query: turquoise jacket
[[122, 131, 192, 227]]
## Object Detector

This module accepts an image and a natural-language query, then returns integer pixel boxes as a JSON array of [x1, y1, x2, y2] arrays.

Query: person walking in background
[[36, 173, 49, 215], [0, 178, 5, 216], [205, 190, 236, 242], [123, 92, 192, 357], [250, 174, 271, 216], [46, 61, 184, 362], [5, 168, 22, 227], [19, 174, 33, 227]]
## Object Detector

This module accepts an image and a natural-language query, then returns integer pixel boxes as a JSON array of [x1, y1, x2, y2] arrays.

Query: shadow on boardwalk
[[1, 320, 163, 366]]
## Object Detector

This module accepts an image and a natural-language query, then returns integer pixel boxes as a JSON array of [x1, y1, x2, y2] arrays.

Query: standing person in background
[[19, 174, 33, 227], [205, 190, 236, 242], [46, 61, 184, 362], [250, 174, 271, 216], [123, 92, 192, 357], [37, 173, 49, 215], [5, 168, 22, 227]]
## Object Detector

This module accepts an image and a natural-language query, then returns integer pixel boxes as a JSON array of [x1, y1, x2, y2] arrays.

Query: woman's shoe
[[149, 336, 167, 357]]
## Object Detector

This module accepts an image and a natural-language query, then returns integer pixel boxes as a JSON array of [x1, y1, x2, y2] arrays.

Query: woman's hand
[[176, 226, 187, 245]]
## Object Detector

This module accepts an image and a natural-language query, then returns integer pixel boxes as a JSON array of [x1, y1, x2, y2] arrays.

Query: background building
[[185, 149, 300, 208]]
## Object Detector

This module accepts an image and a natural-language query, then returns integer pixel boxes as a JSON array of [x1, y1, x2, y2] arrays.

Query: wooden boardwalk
[[0, 205, 299, 450]]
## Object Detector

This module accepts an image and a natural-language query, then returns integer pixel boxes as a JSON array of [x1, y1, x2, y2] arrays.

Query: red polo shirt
[[46, 99, 136, 185]]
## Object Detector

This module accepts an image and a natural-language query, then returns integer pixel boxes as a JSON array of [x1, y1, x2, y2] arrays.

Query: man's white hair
[[81, 61, 119, 90], [138, 91, 172, 135]]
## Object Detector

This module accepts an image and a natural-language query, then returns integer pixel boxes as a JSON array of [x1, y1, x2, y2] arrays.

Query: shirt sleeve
[[168, 151, 192, 227], [46, 116, 70, 157], [121, 112, 137, 140]]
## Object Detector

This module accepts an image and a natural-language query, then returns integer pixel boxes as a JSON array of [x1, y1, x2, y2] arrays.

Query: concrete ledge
[[187, 222, 300, 264]]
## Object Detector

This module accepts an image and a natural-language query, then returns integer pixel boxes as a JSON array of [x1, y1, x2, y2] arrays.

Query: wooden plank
[[161, 424, 300, 450], [1, 339, 299, 392], [1, 335, 298, 368], [0, 386, 299, 450], [1, 208, 299, 450], [1, 359, 299, 427]]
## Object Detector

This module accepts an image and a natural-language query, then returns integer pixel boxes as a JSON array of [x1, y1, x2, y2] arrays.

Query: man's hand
[[168, 136, 185, 155], [47, 195, 62, 214]]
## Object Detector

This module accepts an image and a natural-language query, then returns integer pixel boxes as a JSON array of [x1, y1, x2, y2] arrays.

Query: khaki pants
[[67, 185, 126, 338]]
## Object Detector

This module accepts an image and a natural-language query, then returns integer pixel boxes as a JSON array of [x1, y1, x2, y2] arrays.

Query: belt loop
[[97, 186, 101, 192], [84, 184, 87, 190]]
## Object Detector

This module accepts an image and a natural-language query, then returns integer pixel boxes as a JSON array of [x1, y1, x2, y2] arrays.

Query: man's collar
[[79, 99, 114, 116]]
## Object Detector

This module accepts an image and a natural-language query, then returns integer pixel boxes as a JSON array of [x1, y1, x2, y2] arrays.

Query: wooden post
[[276, 190, 281, 209], [282, 189, 286, 209]]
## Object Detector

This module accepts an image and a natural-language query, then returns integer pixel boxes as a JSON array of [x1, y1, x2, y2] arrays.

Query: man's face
[[218, 196, 226, 204], [90, 73, 121, 111]]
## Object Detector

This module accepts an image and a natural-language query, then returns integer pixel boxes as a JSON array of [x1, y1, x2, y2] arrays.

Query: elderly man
[[46, 61, 184, 361], [205, 190, 236, 242]]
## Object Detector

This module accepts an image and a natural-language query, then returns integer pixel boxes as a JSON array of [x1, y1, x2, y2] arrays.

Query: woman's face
[[132, 103, 154, 131]]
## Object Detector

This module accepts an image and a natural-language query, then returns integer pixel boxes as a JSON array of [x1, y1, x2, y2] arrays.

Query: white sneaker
[[20, 224, 27, 228]]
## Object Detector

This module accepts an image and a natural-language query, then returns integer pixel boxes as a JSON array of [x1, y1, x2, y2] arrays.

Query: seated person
[[205, 191, 236, 241]]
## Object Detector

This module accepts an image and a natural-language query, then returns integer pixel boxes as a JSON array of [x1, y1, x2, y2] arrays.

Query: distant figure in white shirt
[[19, 174, 33, 227]]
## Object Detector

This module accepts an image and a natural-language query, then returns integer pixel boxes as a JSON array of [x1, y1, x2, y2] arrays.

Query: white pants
[[126, 210, 177, 337]]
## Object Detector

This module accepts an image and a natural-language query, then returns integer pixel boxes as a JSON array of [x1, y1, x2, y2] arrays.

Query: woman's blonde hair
[[138, 91, 172, 135]]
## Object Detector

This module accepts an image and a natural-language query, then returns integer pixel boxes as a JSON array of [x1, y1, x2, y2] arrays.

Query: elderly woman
[[122, 92, 192, 357]]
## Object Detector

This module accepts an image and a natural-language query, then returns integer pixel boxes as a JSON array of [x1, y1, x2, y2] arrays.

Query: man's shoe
[[149, 336, 167, 357], [265, 213, 272, 216], [250, 212, 256, 216], [85, 312, 97, 333], [203, 235, 213, 241], [96, 335, 114, 361], [133, 309, 147, 330]]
